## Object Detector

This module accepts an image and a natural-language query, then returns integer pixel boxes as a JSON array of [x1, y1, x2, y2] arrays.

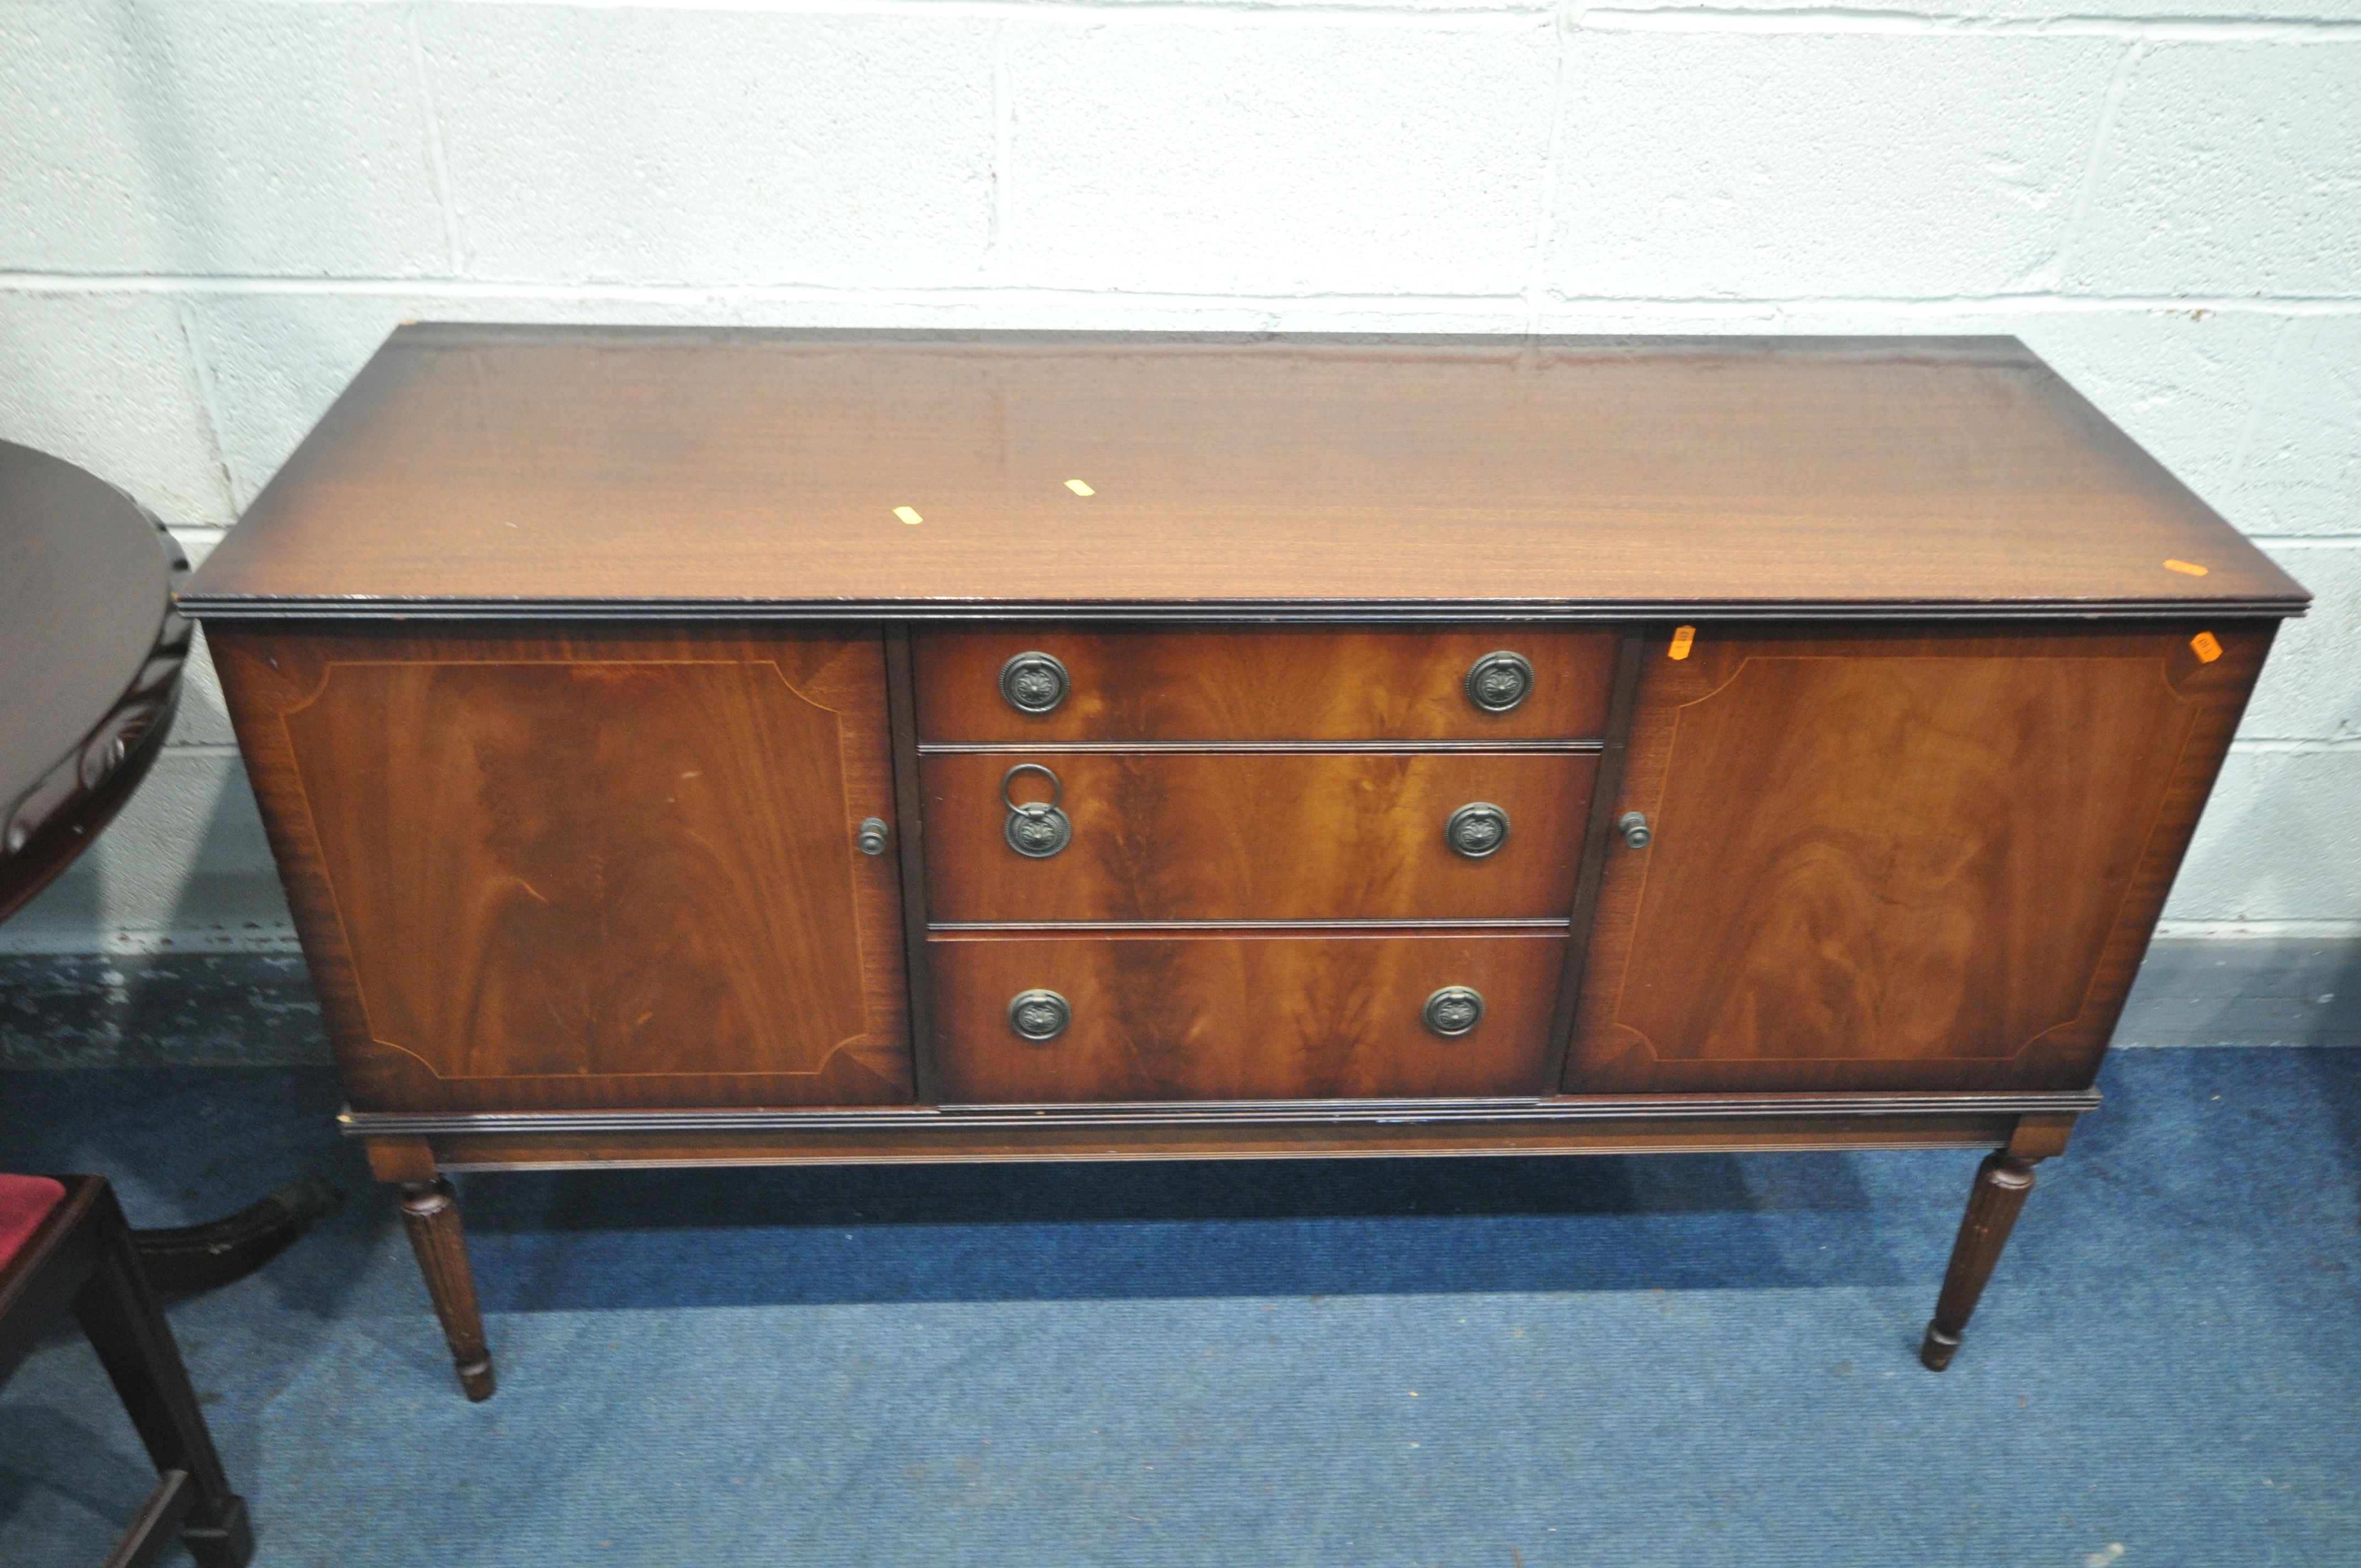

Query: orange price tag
[[1668, 625, 1696, 661], [2190, 630, 2223, 664], [2163, 559, 2209, 577]]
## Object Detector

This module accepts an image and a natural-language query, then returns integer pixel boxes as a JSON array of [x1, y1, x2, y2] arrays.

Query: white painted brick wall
[[422, 9, 1000, 285], [0, 292, 231, 522], [2065, 42, 2361, 295], [1548, 33, 2126, 297], [1, 0, 2354, 952], [0, 2, 448, 277], [1005, 21, 1559, 294]]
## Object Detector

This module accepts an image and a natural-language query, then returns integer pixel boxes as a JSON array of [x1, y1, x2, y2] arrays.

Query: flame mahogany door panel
[[212, 625, 911, 1112], [1564, 622, 2273, 1095]]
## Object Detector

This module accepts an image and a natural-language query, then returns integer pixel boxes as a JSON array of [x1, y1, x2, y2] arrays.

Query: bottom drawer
[[931, 932, 1566, 1103]]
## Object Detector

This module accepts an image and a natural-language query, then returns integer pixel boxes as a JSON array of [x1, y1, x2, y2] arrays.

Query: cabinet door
[[1565, 623, 2271, 1095], [215, 625, 911, 1111]]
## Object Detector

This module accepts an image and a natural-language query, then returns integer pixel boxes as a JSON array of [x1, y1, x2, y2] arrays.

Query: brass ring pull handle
[[1008, 989, 1071, 1042], [1423, 986, 1486, 1038], [1445, 802, 1510, 859], [1465, 651, 1534, 713], [999, 652, 1070, 715], [1002, 763, 1073, 858]]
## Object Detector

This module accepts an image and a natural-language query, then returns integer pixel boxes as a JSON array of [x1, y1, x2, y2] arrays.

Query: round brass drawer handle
[[1445, 802, 1510, 859], [1000, 651, 1070, 715], [1423, 986, 1486, 1038], [1008, 989, 1071, 1042], [1465, 651, 1534, 714], [1002, 763, 1072, 858]]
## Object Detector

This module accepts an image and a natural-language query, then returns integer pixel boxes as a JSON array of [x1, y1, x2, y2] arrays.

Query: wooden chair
[[0, 1174, 254, 1567]]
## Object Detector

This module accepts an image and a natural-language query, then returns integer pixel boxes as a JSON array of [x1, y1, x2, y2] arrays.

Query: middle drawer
[[921, 751, 1596, 923]]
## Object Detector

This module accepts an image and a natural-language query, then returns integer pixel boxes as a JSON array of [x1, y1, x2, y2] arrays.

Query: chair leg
[[397, 1179, 496, 1401], [70, 1186, 255, 1568], [1919, 1151, 2040, 1371], [99, 1469, 194, 1568]]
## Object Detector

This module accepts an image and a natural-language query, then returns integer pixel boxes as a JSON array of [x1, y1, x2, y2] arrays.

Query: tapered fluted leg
[[397, 1179, 496, 1401], [1920, 1152, 2039, 1371]]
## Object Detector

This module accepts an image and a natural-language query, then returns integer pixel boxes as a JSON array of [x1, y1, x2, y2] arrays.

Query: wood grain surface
[[1564, 619, 2275, 1094], [914, 625, 1616, 741], [921, 750, 1595, 923], [929, 929, 1566, 1102], [213, 624, 912, 1111], [178, 328, 2308, 620]]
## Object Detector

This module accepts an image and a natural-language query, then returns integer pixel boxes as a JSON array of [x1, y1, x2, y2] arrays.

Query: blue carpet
[[2, 1048, 2357, 1566]]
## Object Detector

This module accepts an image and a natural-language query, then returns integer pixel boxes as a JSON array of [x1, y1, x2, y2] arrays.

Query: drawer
[[915, 626, 1617, 742], [931, 932, 1566, 1102], [922, 751, 1596, 923]]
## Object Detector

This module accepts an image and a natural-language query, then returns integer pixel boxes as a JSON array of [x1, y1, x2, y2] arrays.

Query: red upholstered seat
[[0, 1174, 67, 1269]]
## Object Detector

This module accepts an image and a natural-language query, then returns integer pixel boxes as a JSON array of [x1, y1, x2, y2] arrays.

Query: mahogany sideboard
[[178, 327, 2309, 1400]]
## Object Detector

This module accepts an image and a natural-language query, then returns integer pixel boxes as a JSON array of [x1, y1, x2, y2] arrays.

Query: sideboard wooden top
[[179, 326, 2306, 622]]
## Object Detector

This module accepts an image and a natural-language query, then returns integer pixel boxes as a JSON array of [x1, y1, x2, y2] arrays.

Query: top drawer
[[914, 627, 1618, 743]]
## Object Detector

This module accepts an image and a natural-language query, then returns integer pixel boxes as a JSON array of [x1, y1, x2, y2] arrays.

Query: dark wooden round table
[[3, 439, 339, 1288], [0, 440, 188, 921]]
